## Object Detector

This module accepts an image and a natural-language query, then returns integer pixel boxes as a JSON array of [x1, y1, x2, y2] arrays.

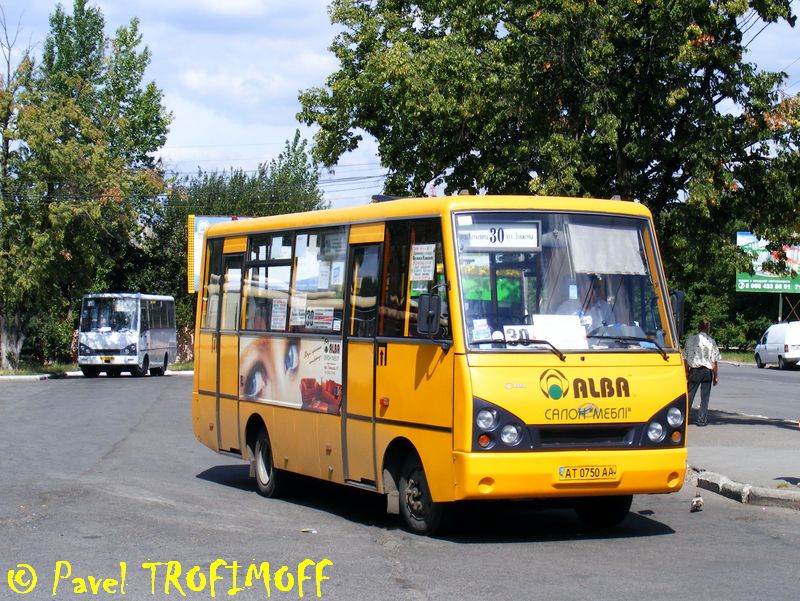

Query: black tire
[[755, 354, 764, 369], [398, 453, 446, 535], [253, 428, 287, 498], [150, 354, 167, 376], [80, 366, 100, 378], [778, 356, 787, 370], [574, 495, 633, 529], [132, 355, 149, 377]]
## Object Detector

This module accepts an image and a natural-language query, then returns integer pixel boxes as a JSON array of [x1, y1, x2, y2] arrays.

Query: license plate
[[558, 465, 618, 482], [101, 357, 113, 363]]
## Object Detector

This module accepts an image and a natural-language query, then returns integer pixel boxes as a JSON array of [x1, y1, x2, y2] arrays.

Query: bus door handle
[[212, 336, 217, 353]]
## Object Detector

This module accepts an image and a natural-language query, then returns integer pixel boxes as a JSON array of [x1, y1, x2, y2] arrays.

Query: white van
[[754, 321, 800, 369]]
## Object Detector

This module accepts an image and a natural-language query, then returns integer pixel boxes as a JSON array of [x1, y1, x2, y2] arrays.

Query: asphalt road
[[1, 374, 799, 601], [712, 361, 800, 421]]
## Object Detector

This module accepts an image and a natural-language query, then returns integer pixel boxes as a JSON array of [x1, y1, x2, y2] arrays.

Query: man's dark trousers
[[687, 367, 713, 425]]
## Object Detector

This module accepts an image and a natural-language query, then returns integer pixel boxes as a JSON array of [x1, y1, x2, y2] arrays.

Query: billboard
[[735, 232, 800, 293], [187, 215, 250, 293]]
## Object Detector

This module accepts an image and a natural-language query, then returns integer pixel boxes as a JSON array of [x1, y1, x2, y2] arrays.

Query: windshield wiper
[[589, 335, 669, 361], [470, 337, 566, 361]]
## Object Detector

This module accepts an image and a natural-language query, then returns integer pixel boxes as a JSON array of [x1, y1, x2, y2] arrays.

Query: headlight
[[667, 407, 684, 427], [79, 344, 91, 356], [476, 409, 497, 431], [500, 424, 522, 446], [123, 343, 137, 356], [647, 421, 666, 443]]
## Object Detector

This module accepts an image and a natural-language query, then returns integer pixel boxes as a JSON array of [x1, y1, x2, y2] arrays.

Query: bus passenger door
[[195, 240, 223, 451], [343, 241, 382, 486], [217, 253, 244, 453]]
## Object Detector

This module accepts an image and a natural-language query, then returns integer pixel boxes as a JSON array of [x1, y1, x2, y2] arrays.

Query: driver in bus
[[558, 274, 616, 333]]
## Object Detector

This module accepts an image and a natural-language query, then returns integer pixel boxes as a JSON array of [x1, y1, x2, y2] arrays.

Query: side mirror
[[670, 290, 685, 340], [416, 293, 442, 336]]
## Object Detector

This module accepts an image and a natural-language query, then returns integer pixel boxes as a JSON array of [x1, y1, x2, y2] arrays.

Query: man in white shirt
[[682, 319, 720, 426]]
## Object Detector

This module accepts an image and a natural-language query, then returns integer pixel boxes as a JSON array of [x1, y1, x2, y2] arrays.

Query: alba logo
[[540, 369, 569, 400]]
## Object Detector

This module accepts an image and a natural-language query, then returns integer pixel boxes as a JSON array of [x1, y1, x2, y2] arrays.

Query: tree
[[0, 0, 171, 368], [299, 0, 799, 342], [127, 131, 327, 360]]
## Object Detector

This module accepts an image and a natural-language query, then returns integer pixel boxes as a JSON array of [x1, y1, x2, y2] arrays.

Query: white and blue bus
[[78, 293, 177, 377]]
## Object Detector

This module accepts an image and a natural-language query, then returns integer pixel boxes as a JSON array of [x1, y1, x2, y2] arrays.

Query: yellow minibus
[[192, 195, 687, 534]]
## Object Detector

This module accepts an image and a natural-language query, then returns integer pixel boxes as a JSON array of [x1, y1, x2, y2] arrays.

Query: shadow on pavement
[[196, 464, 676, 543], [692, 409, 799, 431]]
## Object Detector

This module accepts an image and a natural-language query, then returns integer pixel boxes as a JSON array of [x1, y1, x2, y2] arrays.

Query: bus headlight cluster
[[123, 343, 137, 355], [667, 407, 684, 428], [79, 344, 91, 356], [642, 401, 685, 446], [646, 421, 666, 443], [476, 409, 497, 431], [500, 424, 522, 445], [473, 400, 527, 451]]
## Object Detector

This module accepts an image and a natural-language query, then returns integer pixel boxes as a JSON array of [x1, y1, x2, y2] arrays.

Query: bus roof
[[82, 293, 175, 302], [205, 195, 654, 238]]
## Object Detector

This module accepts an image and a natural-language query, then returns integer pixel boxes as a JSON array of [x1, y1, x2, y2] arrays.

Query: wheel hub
[[405, 477, 424, 513]]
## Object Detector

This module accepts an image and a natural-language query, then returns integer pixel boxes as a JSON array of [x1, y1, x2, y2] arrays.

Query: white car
[[754, 321, 800, 369]]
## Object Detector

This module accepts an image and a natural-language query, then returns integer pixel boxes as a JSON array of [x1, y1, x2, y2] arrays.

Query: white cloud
[[11, 0, 800, 210]]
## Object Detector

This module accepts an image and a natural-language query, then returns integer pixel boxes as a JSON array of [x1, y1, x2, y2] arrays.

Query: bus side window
[[380, 221, 410, 337], [141, 301, 150, 332], [349, 246, 380, 337], [201, 240, 224, 329], [380, 219, 450, 339]]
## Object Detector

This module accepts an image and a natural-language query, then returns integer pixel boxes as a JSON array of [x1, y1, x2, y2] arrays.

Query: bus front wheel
[[398, 454, 445, 535], [132, 356, 149, 377], [253, 428, 287, 498], [574, 495, 632, 529]]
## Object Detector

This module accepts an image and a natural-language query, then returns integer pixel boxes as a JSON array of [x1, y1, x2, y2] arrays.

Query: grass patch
[[721, 351, 754, 364], [0, 362, 77, 376], [171, 360, 194, 371]]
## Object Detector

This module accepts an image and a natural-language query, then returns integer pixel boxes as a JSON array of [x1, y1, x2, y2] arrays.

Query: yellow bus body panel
[[466, 352, 686, 428], [193, 331, 218, 451], [452, 448, 686, 500]]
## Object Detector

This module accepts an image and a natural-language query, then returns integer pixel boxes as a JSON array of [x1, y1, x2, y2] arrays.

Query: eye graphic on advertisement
[[285, 342, 300, 373], [243, 363, 267, 400]]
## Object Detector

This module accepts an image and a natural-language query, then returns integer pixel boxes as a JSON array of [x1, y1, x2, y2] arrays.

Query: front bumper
[[451, 447, 686, 501], [79, 356, 139, 366]]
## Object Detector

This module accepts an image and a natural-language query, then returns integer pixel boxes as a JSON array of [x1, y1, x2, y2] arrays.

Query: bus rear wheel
[[253, 428, 287, 498], [150, 354, 167, 376], [398, 454, 445, 535], [574, 495, 632, 529]]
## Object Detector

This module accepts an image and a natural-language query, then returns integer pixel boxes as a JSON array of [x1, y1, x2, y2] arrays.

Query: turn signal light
[[477, 434, 492, 448]]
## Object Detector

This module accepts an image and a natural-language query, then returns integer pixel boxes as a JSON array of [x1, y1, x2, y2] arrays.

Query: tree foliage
[[299, 0, 800, 345], [126, 131, 327, 359], [0, 0, 171, 368]]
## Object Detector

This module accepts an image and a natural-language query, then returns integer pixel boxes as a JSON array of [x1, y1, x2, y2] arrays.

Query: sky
[[4, 0, 800, 209]]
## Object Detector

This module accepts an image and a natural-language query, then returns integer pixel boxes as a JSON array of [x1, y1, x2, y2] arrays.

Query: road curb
[[0, 374, 53, 381], [0, 370, 194, 380], [690, 468, 800, 511]]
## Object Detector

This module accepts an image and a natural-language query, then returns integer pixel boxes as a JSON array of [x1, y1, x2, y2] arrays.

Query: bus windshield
[[80, 298, 138, 333], [455, 211, 672, 352]]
